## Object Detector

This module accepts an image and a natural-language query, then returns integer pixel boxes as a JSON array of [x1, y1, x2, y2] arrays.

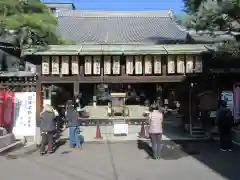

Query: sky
[[41, 0, 184, 13]]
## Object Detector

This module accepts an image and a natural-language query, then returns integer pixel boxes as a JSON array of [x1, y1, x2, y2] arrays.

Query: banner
[[12, 92, 36, 137], [0, 91, 14, 130]]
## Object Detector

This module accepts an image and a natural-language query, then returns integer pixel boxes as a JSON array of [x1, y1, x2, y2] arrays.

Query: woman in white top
[[148, 104, 163, 159]]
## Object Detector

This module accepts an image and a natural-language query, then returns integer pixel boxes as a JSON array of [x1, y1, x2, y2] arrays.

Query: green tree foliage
[[0, 0, 65, 48], [183, 0, 240, 57], [183, 0, 205, 14]]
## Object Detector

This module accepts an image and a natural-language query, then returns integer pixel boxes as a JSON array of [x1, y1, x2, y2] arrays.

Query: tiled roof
[[57, 10, 188, 44], [44, 3, 76, 10]]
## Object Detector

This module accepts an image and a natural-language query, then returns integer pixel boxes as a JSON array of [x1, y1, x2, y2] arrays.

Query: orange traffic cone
[[94, 124, 103, 139], [139, 122, 146, 138]]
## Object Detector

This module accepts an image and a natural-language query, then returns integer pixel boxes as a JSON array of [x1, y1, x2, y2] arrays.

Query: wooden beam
[[39, 75, 185, 83], [39, 75, 78, 83]]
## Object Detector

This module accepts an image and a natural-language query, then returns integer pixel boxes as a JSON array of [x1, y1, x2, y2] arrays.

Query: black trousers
[[219, 127, 232, 150], [149, 133, 162, 158], [40, 132, 53, 153]]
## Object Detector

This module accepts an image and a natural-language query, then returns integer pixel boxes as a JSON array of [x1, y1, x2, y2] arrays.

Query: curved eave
[[23, 44, 209, 56]]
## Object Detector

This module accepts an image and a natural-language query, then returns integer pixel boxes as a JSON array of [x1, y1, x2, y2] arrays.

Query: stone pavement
[[62, 121, 197, 142], [0, 140, 239, 180]]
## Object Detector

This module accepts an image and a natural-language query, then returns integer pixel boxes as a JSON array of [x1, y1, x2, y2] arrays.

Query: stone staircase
[[191, 125, 205, 138]]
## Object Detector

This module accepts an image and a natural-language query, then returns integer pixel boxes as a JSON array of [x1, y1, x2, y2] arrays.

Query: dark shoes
[[40, 150, 53, 156]]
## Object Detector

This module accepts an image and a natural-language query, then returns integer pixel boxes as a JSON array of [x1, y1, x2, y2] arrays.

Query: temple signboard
[[51, 56, 59, 75], [112, 56, 120, 75], [153, 55, 161, 74], [71, 56, 79, 75], [41, 56, 49, 75], [186, 55, 194, 73], [93, 56, 101, 75], [84, 56, 92, 75], [167, 55, 175, 74], [126, 56, 134, 74], [104, 56, 111, 75], [61, 56, 69, 75], [144, 55, 152, 74], [177, 55, 185, 74], [135, 56, 143, 75], [195, 55, 202, 73]]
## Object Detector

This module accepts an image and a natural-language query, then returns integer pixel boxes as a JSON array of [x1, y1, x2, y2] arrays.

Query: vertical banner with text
[[12, 92, 36, 138]]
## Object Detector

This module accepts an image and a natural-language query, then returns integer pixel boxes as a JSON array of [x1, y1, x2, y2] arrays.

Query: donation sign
[[113, 123, 128, 135], [12, 92, 36, 137]]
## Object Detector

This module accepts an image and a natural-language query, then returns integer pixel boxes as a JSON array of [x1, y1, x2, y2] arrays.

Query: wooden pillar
[[73, 81, 79, 96], [79, 56, 84, 77], [162, 55, 167, 76], [121, 55, 126, 76], [36, 64, 41, 127]]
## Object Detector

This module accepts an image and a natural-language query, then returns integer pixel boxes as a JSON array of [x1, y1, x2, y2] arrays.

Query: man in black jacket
[[39, 105, 56, 155], [216, 101, 233, 152], [66, 101, 81, 149]]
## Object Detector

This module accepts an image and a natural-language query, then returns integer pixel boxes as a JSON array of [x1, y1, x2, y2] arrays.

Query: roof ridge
[[57, 10, 172, 18]]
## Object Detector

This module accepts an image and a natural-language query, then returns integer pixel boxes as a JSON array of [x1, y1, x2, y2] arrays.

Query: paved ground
[[62, 121, 194, 142], [0, 140, 239, 180]]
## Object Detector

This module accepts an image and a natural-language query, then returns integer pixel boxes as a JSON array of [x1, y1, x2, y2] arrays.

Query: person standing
[[39, 104, 56, 155], [216, 101, 233, 152], [65, 101, 81, 149], [148, 104, 164, 159]]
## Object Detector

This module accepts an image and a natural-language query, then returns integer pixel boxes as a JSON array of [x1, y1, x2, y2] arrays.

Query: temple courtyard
[[0, 139, 239, 180]]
